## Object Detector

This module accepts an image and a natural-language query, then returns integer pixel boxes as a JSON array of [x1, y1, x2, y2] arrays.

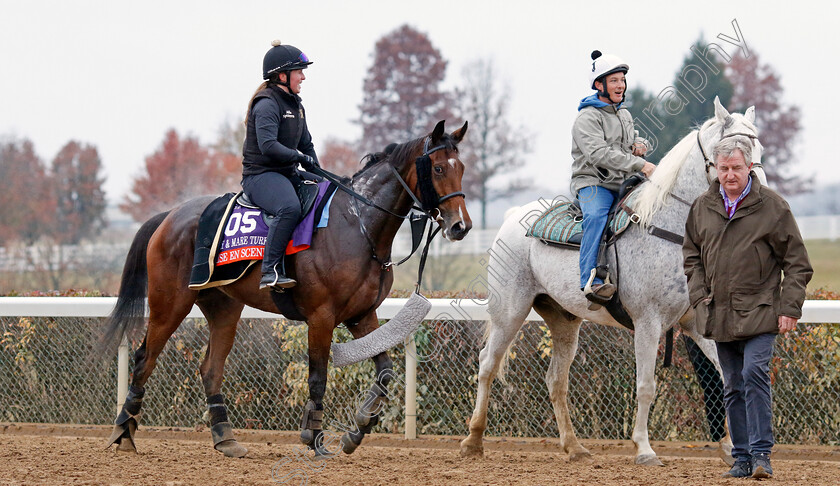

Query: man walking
[[683, 135, 812, 479]]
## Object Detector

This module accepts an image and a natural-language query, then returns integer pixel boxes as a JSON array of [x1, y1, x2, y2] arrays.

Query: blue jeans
[[716, 333, 777, 459], [576, 186, 617, 289]]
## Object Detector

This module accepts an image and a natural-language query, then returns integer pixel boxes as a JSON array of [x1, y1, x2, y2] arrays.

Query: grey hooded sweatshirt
[[571, 96, 648, 194]]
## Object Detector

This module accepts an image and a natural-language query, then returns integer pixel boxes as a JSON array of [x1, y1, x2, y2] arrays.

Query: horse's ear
[[714, 96, 730, 122], [431, 120, 446, 143], [451, 121, 468, 143], [744, 105, 756, 124]]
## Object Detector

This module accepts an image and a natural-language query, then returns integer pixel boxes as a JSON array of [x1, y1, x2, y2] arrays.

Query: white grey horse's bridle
[[639, 122, 763, 245], [696, 126, 762, 183]]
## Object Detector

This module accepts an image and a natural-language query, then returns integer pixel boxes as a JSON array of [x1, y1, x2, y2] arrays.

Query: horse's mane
[[352, 132, 459, 181], [355, 140, 413, 179], [632, 119, 713, 227]]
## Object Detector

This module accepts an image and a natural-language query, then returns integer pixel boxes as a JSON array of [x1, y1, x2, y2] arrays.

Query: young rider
[[570, 50, 656, 302]]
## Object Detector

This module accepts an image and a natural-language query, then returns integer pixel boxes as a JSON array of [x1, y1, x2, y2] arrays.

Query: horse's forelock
[[353, 131, 462, 180], [726, 112, 758, 136]]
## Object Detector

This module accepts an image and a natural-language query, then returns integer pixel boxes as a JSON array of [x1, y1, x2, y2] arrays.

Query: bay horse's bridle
[[307, 136, 466, 275], [309, 136, 465, 222], [391, 137, 466, 218]]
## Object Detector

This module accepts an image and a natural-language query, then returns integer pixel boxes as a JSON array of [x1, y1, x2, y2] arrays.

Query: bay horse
[[99, 120, 470, 458], [460, 98, 765, 466]]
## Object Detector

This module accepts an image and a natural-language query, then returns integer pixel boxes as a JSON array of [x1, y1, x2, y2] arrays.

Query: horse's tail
[[95, 211, 170, 359]]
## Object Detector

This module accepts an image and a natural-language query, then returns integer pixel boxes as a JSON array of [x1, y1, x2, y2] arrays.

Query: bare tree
[[457, 58, 533, 229], [358, 24, 453, 154], [211, 117, 248, 192]]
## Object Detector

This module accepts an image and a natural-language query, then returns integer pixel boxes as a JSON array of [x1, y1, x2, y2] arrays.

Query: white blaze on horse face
[[448, 158, 457, 168]]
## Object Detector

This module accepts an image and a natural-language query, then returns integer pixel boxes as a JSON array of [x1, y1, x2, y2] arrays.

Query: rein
[[622, 180, 687, 246], [306, 137, 464, 286]]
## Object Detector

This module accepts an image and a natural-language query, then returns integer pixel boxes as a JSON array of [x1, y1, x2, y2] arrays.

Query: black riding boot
[[260, 215, 297, 291]]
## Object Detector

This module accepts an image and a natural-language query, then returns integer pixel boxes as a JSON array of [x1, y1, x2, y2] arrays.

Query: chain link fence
[[1, 314, 838, 445]]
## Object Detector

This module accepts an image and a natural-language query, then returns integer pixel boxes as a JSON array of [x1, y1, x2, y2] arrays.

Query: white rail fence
[[2, 297, 839, 441], [0, 215, 835, 269]]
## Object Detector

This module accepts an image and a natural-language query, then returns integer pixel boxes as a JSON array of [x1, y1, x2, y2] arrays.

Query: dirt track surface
[[2, 424, 839, 485]]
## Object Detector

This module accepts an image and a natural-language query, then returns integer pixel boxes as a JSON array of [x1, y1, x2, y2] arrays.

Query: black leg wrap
[[299, 400, 333, 458], [127, 384, 145, 400], [206, 393, 229, 426], [299, 400, 324, 446], [121, 386, 145, 417], [106, 387, 145, 450], [341, 389, 387, 455]]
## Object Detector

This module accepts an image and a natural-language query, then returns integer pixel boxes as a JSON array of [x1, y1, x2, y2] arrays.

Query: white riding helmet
[[589, 50, 629, 90]]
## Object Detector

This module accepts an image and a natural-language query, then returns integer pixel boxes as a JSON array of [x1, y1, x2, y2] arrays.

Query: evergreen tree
[[629, 38, 733, 163]]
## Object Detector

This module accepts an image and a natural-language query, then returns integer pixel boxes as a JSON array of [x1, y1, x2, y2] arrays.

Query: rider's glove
[[298, 154, 319, 171]]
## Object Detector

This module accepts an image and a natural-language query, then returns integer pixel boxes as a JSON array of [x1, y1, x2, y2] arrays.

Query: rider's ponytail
[[244, 74, 282, 126]]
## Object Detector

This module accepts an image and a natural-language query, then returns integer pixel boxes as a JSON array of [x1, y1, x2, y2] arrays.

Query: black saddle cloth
[[187, 172, 332, 322]]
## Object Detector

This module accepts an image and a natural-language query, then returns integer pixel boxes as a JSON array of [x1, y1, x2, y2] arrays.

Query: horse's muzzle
[[447, 220, 471, 241]]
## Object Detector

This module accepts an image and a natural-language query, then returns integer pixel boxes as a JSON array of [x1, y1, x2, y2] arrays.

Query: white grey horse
[[460, 97, 765, 466]]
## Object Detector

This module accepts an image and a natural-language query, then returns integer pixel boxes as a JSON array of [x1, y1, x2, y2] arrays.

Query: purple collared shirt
[[720, 176, 752, 219]]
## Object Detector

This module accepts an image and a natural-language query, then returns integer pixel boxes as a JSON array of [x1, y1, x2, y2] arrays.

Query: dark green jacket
[[683, 173, 813, 342]]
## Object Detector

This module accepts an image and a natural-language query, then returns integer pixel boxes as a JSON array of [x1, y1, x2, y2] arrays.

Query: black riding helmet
[[262, 40, 313, 81]]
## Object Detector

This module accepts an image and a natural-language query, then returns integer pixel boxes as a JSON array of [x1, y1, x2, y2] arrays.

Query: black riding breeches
[[241, 172, 302, 274]]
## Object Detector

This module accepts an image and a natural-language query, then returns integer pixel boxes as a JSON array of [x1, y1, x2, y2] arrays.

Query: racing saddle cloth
[[188, 178, 335, 292], [526, 189, 640, 249]]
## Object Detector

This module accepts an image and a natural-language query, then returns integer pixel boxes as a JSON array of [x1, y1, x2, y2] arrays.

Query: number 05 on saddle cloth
[[188, 183, 335, 290]]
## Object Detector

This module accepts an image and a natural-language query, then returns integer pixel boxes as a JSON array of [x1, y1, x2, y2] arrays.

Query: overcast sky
[[1, 0, 837, 209]]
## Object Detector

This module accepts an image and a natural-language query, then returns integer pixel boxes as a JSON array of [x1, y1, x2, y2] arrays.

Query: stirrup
[[583, 269, 613, 309], [259, 272, 297, 291]]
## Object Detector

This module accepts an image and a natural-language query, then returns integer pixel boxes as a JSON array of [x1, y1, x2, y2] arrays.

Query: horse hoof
[[312, 445, 336, 460], [718, 443, 735, 466], [459, 440, 484, 458], [215, 439, 248, 458], [340, 433, 360, 455], [635, 454, 664, 466], [107, 419, 138, 453], [568, 449, 592, 462], [115, 437, 137, 453]]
